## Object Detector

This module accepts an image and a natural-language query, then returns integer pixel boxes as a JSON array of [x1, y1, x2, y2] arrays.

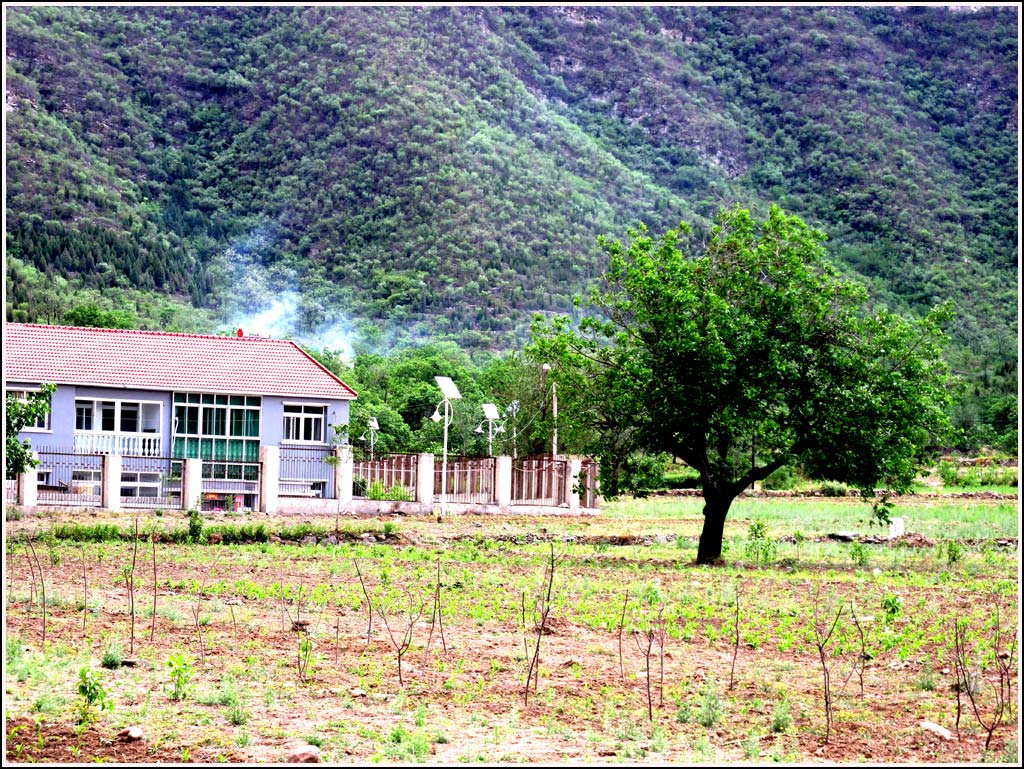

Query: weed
[[945, 540, 964, 566], [771, 698, 792, 733], [881, 593, 903, 624], [167, 651, 195, 701], [850, 541, 870, 568], [743, 732, 761, 760], [75, 666, 112, 724], [101, 639, 123, 670], [917, 668, 937, 692], [697, 678, 722, 728], [745, 521, 776, 566]]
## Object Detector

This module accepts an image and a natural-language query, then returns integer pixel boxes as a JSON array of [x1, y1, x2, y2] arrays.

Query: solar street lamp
[[477, 403, 501, 457], [434, 376, 461, 517]]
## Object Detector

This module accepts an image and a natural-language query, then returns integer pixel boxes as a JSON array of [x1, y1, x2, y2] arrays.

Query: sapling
[[376, 585, 426, 687], [150, 530, 157, 641], [952, 603, 1017, 756], [729, 577, 743, 691], [424, 556, 448, 661], [524, 543, 557, 706], [26, 539, 45, 646], [810, 585, 844, 744]]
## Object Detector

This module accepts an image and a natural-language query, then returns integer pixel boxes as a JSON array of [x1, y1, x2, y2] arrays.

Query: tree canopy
[[529, 205, 956, 563]]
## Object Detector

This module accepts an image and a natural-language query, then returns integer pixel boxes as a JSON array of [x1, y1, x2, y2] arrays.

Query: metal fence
[[5, 478, 17, 505], [434, 456, 497, 505], [121, 455, 182, 510], [353, 453, 418, 500], [511, 456, 566, 506], [280, 445, 334, 498], [35, 450, 103, 507], [579, 458, 600, 509], [200, 461, 261, 512]]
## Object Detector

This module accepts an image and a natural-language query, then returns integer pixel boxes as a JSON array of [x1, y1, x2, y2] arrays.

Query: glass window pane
[[244, 441, 259, 462], [213, 440, 227, 460]]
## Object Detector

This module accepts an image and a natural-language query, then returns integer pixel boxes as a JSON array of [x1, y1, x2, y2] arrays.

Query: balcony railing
[[74, 432, 163, 457]]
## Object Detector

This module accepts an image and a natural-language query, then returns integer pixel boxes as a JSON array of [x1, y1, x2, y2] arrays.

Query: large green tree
[[530, 205, 955, 564]]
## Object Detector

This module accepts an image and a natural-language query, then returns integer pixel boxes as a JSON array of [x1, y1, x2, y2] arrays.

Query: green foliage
[[744, 521, 777, 566], [771, 699, 792, 733], [5, 384, 55, 479], [100, 640, 123, 670], [762, 465, 800, 491], [849, 541, 870, 569], [697, 678, 722, 728], [530, 205, 955, 563], [167, 651, 195, 701], [367, 480, 414, 502], [881, 594, 904, 624], [3, 6, 1014, 447], [75, 667, 112, 724], [945, 540, 964, 566], [187, 508, 204, 543]]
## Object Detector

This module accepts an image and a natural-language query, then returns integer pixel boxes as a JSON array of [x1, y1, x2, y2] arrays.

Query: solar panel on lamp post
[[433, 376, 461, 518], [481, 403, 500, 457]]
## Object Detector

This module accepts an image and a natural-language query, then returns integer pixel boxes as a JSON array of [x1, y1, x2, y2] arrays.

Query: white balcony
[[74, 432, 164, 457]]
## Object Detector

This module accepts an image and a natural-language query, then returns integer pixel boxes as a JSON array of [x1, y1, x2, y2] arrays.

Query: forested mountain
[[4, 5, 1018, 448]]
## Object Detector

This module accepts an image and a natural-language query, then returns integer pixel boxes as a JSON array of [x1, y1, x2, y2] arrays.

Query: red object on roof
[[4, 324, 357, 399]]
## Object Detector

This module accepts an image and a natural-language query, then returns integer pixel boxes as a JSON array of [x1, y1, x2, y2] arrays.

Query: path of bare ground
[[3, 500, 1018, 765]]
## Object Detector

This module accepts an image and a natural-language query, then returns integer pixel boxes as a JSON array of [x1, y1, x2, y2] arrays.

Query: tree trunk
[[696, 491, 734, 565]]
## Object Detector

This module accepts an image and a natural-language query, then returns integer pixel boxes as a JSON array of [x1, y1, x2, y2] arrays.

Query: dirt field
[[4, 503, 1019, 764]]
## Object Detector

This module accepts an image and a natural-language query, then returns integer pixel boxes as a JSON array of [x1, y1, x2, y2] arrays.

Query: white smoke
[[216, 226, 357, 361]]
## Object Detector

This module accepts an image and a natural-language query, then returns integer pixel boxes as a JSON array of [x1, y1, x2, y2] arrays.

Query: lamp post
[[431, 376, 462, 518], [476, 403, 501, 456], [542, 363, 558, 458], [508, 400, 520, 459]]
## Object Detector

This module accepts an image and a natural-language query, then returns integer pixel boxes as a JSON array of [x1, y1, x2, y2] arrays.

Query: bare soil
[[4, 505, 1018, 765]]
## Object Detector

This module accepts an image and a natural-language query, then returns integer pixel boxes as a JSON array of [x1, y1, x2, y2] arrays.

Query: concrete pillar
[[17, 452, 38, 507], [567, 457, 583, 510], [102, 453, 122, 511], [495, 456, 512, 508], [260, 445, 279, 514], [416, 453, 434, 505], [334, 445, 353, 508], [182, 458, 203, 512]]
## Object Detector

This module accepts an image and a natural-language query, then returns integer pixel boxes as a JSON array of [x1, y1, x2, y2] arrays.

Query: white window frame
[[74, 398, 163, 435], [282, 402, 328, 445], [120, 470, 163, 498], [7, 388, 52, 432]]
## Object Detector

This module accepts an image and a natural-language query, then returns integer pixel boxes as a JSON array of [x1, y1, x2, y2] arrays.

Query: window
[[7, 389, 51, 431], [283, 404, 326, 443], [120, 471, 162, 498], [76, 401, 94, 430], [75, 399, 161, 435], [173, 393, 261, 475]]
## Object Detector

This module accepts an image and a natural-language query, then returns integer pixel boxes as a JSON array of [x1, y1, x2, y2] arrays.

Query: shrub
[[101, 640, 123, 670], [763, 465, 800, 491], [187, 509, 203, 543], [744, 520, 776, 565], [850, 541, 870, 568], [697, 678, 722, 728], [75, 667, 112, 724], [167, 651, 194, 701], [771, 699, 792, 733], [818, 481, 849, 497]]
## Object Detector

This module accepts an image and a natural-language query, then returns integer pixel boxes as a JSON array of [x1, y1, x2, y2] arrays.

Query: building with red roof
[[5, 323, 357, 507]]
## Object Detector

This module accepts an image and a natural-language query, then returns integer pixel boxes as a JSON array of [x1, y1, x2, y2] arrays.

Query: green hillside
[[4, 5, 1018, 448]]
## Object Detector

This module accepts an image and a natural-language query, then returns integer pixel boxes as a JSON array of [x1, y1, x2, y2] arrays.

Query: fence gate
[[121, 455, 182, 510], [511, 456, 566, 506], [279, 445, 334, 499], [353, 453, 418, 500], [34, 450, 102, 507], [579, 458, 600, 509], [434, 457, 496, 505], [200, 461, 261, 512]]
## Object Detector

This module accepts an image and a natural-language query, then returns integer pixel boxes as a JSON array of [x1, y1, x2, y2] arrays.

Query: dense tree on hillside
[[529, 206, 955, 563], [4, 5, 1015, 450]]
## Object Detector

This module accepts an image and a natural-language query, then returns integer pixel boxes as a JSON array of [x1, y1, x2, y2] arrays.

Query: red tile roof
[[4, 324, 357, 399]]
